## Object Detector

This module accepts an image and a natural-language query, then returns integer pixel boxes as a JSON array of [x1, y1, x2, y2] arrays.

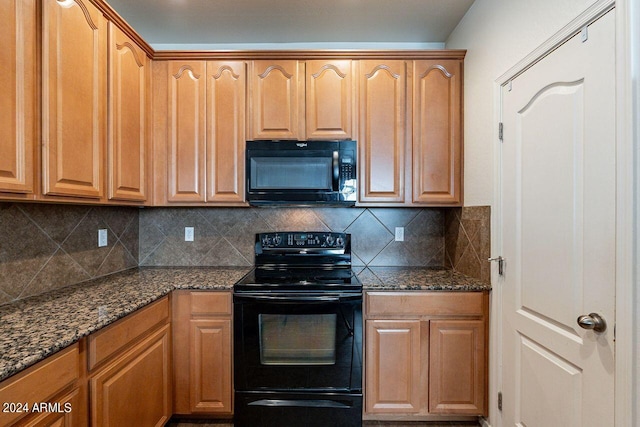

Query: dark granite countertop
[[0, 266, 489, 383], [358, 267, 491, 292], [0, 267, 250, 382]]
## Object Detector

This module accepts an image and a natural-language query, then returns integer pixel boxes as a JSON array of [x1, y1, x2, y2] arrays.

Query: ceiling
[[106, 0, 475, 50]]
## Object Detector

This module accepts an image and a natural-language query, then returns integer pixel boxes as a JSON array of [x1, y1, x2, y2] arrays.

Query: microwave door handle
[[332, 150, 340, 191]]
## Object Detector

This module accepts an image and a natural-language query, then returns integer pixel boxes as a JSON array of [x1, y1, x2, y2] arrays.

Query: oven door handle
[[234, 294, 359, 303], [247, 399, 352, 409]]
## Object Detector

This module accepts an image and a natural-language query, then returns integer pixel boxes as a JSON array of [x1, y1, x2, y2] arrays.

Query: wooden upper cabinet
[[249, 60, 304, 140], [42, 0, 106, 199], [167, 61, 206, 202], [306, 60, 353, 139], [206, 61, 246, 203], [0, 0, 36, 196], [108, 23, 149, 202], [412, 60, 463, 205], [358, 60, 406, 203]]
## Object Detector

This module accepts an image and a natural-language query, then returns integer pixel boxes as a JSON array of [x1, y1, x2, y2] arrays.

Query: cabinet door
[[412, 60, 462, 205], [0, 0, 36, 195], [21, 388, 83, 427], [42, 0, 106, 198], [250, 60, 304, 140], [190, 319, 232, 413], [108, 23, 148, 202], [167, 61, 206, 202], [365, 320, 422, 414], [429, 319, 486, 415], [90, 325, 171, 426], [306, 60, 353, 139], [206, 61, 245, 203], [358, 60, 406, 203]]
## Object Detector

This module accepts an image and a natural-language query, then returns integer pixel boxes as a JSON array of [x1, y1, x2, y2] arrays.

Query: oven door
[[233, 292, 362, 392]]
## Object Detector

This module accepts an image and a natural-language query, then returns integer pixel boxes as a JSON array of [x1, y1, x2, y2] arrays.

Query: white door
[[500, 10, 616, 427]]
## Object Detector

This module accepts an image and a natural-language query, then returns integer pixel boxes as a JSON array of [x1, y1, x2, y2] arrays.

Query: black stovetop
[[234, 232, 362, 293]]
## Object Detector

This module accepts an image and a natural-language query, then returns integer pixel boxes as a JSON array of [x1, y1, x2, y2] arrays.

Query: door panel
[[501, 11, 615, 427], [358, 60, 406, 203], [42, 0, 106, 198], [167, 61, 206, 202], [306, 60, 353, 139], [365, 320, 421, 414], [108, 23, 148, 202], [0, 0, 36, 195], [206, 61, 245, 203]]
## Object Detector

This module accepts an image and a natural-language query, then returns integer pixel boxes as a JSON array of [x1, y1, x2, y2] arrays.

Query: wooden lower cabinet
[[0, 344, 86, 427], [20, 387, 83, 427], [429, 320, 485, 415], [365, 320, 423, 414], [173, 291, 233, 415], [88, 297, 171, 426], [364, 291, 488, 420], [90, 324, 171, 426]]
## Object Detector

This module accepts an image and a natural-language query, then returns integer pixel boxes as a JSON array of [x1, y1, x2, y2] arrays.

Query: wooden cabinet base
[[364, 291, 488, 419], [90, 325, 171, 427]]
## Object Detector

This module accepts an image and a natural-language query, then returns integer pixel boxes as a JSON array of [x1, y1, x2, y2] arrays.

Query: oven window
[[259, 314, 337, 365], [250, 157, 332, 190]]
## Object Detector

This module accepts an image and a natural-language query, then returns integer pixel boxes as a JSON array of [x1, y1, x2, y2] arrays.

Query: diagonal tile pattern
[[140, 207, 446, 269], [444, 206, 491, 284], [0, 203, 139, 306], [0, 202, 490, 306]]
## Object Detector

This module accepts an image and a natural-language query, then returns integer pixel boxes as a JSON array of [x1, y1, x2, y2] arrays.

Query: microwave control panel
[[340, 156, 355, 180]]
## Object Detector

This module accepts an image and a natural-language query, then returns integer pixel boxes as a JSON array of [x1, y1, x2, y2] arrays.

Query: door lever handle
[[488, 256, 505, 276]]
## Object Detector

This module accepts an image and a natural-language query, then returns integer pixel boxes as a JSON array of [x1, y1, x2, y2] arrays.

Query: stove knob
[[335, 237, 344, 247], [325, 235, 335, 246]]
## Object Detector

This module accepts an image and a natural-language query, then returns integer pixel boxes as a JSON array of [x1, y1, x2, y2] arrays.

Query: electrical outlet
[[98, 229, 108, 247], [185, 226, 194, 242], [394, 227, 404, 242]]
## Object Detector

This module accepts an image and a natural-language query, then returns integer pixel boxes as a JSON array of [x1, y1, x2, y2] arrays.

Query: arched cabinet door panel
[[249, 60, 304, 140], [306, 60, 353, 139], [167, 61, 206, 202], [358, 60, 406, 203], [412, 60, 463, 205], [0, 0, 36, 196], [42, 0, 107, 199], [108, 23, 149, 202]]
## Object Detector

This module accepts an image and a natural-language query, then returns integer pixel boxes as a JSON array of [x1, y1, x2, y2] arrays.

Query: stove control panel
[[259, 232, 347, 249]]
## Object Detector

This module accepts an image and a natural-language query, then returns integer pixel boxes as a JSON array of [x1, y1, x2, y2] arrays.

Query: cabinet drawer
[[88, 297, 169, 371], [190, 291, 231, 316], [0, 344, 80, 426], [366, 292, 484, 317]]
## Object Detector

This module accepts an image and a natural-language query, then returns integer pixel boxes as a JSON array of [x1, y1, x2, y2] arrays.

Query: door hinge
[[498, 391, 503, 411], [488, 256, 505, 276], [499, 122, 504, 141]]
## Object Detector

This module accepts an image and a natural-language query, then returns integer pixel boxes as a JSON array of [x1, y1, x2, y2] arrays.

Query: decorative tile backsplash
[[0, 203, 490, 306], [0, 203, 139, 306], [139, 207, 446, 268], [444, 206, 491, 284]]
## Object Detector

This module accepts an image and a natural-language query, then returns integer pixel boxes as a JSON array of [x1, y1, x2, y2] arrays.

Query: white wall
[[445, 0, 598, 206]]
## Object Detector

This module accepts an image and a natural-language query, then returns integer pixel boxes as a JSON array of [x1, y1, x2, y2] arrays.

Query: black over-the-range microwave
[[245, 140, 357, 206]]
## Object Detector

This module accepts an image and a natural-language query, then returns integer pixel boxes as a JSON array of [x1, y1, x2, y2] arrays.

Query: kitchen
[[0, 0, 637, 426]]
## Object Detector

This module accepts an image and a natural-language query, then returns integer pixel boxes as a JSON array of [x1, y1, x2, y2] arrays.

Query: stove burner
[[234, 232, 362, 293]]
